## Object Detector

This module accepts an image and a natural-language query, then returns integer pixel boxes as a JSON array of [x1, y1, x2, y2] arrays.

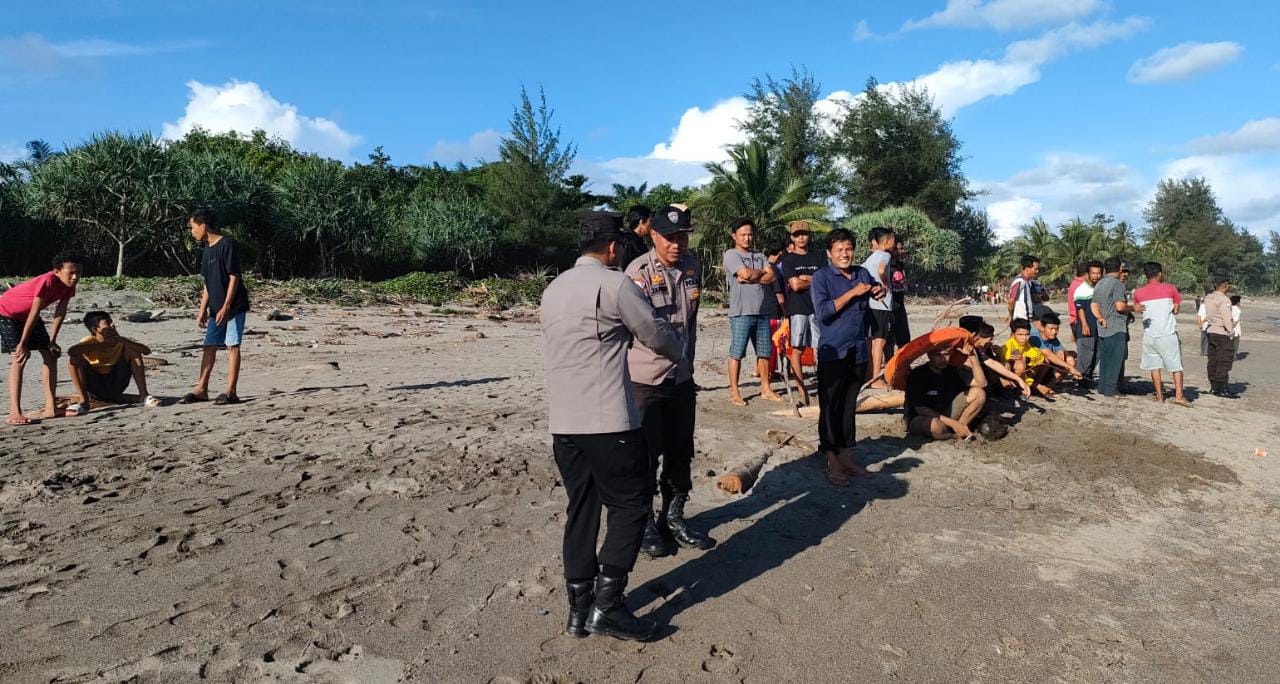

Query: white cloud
[[853, 20, 876, 42], [1160, 155, 1280, 231], [648, 97, 750, 163], [902, 0, 1105, 32], [428, 129, 501, 165], [986, 197, 1044, 241], [161, 79, 361, 160], [1004, 17, 1150, 64], [1187, 117, 1280, 155], [1127, 41, 1243, 84], [978, 154, 1145, 241], [0, 33, 206, 78], [0, 142, 26, 164]]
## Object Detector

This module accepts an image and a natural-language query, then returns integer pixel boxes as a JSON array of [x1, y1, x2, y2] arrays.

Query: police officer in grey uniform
[[541, 210, 684, 642], [626, 205, 715, 557]]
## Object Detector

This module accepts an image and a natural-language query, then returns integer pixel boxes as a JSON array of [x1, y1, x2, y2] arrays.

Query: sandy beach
[[3, 289, 1280, 683]]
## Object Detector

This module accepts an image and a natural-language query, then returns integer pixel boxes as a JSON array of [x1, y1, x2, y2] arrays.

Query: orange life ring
[[884, 327, 974, 391]]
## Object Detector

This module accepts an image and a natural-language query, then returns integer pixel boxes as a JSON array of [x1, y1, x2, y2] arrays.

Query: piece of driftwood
[[716, 451, 773, 495]]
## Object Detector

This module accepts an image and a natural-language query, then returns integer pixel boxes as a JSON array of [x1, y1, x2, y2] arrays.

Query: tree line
[[1, 71, 1275, 294]]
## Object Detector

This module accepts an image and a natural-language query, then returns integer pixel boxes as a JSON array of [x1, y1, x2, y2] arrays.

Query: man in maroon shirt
[[0, 253, 82, 425]]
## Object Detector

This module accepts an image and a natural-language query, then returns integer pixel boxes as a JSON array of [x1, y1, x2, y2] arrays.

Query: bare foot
[[869, 380, 890, 390], [837, 452, 871, 478], [40, 407, 65, 419], [825, 454, 849, 487], [729, 394, 747, 407]]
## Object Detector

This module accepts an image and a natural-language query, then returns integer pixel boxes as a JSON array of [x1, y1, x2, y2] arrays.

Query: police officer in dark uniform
[[625, 205, 715, 557], [616, 205, 652, 274], [540, 211, 683, 642]]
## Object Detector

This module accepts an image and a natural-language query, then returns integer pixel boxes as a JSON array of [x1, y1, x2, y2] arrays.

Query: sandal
[[142, 396, 162, 408], [1172, 398, 1193, 408], [212, 393, 240, 405], [6, 415, 34, 426], [826, 463, 850, 487], [729, 395, 747, 407], [66, 403, 88, 417], [179, 393, 208, 404]]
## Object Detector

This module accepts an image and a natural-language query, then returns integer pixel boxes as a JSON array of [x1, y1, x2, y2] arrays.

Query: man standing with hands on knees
[[810, 228, 883, 486], [626, 206, 715, 558], [541, 211, 684, 642]]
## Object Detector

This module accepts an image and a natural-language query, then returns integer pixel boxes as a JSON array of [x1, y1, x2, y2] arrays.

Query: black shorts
[[83, 360, 133, 401], [0, 316, 50, 354], [868, 309, 894, 342]]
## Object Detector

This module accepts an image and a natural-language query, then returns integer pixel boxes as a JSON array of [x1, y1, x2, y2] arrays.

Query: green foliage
[[467, 270, 551, 309], [832, 78, 975, 228], [742, 67, 839, 200], [484, 87, 584, 255], [401, 188, 500, 276], [275, 158, 380, 277], [690, 140, 830, 266], [843, 206, 963, 276], [24, 131, 187, 277], [1142, 177, 1268, 289], [377, 271, 465, 304]]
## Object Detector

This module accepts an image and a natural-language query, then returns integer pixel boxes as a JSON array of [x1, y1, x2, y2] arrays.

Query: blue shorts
[[729, 315, 773, 360], [203, 312, 247, 347]]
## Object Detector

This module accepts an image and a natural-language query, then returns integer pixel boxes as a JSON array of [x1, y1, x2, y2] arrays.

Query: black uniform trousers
[[552, 430, 649, 582], [816, 354, 867, 453], [1206, 333, 1235, 386], [632, 378, 696, 500]]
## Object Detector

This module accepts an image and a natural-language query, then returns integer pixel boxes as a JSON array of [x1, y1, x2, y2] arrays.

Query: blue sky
[[3, 0, 1278, 240]]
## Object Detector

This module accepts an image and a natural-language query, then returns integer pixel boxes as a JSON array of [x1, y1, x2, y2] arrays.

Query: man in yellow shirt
[[1001, 318, 1055, 398], [66, 311, 161, 414]]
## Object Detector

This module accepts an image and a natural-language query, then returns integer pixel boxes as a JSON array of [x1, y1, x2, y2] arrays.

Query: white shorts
[[788, 314, 819, 349], [1140, 333, 1183, 372]]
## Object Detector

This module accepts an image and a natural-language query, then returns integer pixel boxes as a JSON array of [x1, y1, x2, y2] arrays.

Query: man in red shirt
[[0, 253, 83, 425], [1065, 262, 1086, 334]]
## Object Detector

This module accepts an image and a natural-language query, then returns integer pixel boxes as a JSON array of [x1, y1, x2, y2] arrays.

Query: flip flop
[[729, 396, 747, 407], [826, 465, 850, 487], [212, 393, 240, 405], [142, 396, 162, 408], [1172, 398, 1193, 408], [179, 393, 208, 404], [759, 394, 784, 402], [66, 403, 88, 416], [6, 415, 34, 426]]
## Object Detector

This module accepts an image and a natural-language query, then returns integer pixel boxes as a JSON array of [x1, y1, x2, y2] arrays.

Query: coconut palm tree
[[606, 182, 648, 212], [1046, 218, 1108, 285], [690, 140, 829, 257], [1008, 218, 1057, 263]]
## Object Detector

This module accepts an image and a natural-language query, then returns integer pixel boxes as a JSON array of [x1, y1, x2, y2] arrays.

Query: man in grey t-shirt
[[861, 227, 896, 388], [1090, 257, 1137, 397], [722, 218, 781, 406]]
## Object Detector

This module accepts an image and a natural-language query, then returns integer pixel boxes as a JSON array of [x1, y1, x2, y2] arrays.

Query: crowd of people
[[539, 209, 1249, 642], [2, 209, 248, 425]]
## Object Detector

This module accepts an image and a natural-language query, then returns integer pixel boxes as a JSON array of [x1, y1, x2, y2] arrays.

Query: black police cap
[[578, 211, 625, 241], [651, 205, 693, 236]]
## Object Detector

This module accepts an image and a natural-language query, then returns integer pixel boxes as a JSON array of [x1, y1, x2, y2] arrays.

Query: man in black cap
[[541, 210, 683, 641], [625, 205, 715, 559], [616, 205, 652, 273]]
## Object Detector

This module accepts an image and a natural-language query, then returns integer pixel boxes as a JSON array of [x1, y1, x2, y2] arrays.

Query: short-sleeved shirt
[[1132, 282, 1182, 338], [0, 271, 76, 319], [1065, 277, 1083, 324], [722, 249, 774, 317], [1001, 337, 1045, 367], [75, 335, 126, 375], [1030, 335, 1064, 355], [1008, 276, 1035, 321], [862, 250, 893, 311], [778, 251, 825, 317], [905, 364, 967, 421], [201, 236, 251, 317], [1091, 275, 1128, 338]]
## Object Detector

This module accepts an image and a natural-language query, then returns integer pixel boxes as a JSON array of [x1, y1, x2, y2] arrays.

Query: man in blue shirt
[[810, 228, 883, 486]]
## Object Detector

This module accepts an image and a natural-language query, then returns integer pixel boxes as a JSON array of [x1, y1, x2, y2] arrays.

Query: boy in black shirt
[[906, 347, 987, 440], [181, 208, 250, 405], [778, 221, 826, 404]]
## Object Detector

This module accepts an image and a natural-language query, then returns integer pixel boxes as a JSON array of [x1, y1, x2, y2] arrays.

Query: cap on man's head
[[1119, 260, 1132, 272], [578, 211, 625, 242], [650, 205, 693, 237]]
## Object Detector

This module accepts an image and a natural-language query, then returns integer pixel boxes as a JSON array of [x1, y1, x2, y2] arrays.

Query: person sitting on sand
[[1030, 312, 1084, 389], [973, 322, 1032, 400], [906, 347, 987, 441], [1, 252, 82, 425], [66, 311, 162, 414], [1001, 318, 1056, 398]]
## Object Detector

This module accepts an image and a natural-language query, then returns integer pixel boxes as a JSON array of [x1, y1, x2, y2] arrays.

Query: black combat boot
[[639, 511, 673, 558], [665, 493, 715, 550], [564, 579, 594, 638], [584, 573, 655, 641]]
